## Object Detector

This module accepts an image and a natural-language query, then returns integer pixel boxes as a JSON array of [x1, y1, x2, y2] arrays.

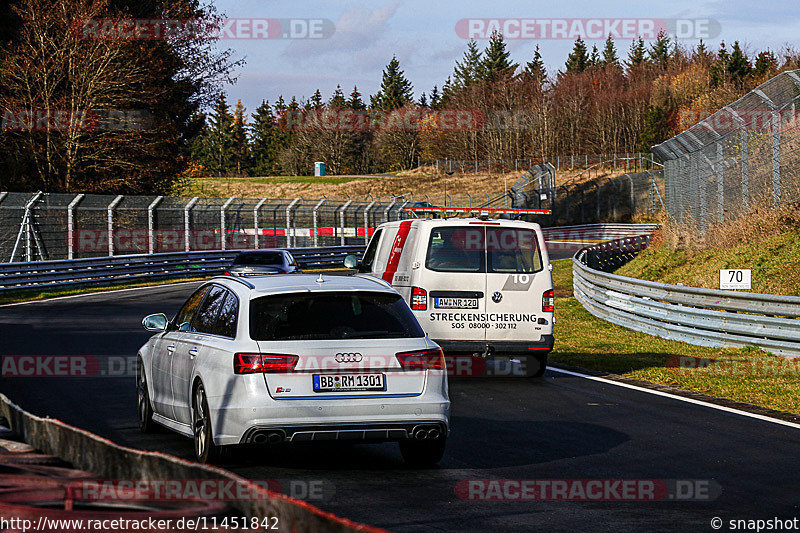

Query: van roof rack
[[403, 206, 551, 218]]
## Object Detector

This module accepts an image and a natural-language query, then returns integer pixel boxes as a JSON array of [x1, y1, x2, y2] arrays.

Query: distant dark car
[[224, 250, 301, 277]]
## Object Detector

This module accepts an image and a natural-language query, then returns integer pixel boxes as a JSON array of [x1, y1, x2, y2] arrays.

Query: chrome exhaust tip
[[427, 428, 441, 440], [414, 428, 429, 440]]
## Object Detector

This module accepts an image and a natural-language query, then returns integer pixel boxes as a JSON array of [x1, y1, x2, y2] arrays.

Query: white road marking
[[549, 366, 800, 430]]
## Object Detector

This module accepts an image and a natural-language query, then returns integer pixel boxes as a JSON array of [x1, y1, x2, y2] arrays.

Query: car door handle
[[167, 345, 176, 353], [188, 348, 199, 358]]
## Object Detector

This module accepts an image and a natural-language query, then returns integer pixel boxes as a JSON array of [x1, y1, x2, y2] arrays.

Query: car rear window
[[233, 252, 283, 266], [426, 226, 543, 274], [249, 291, 424, 341]]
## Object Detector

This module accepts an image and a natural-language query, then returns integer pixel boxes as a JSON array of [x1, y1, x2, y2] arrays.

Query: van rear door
[[419, 224, 488, 343], [483, 224, 551, 344]]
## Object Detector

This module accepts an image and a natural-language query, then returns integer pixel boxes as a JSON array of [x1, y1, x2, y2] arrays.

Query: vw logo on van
[[335, 353, 363, 363], [492, 292, 503, 303]]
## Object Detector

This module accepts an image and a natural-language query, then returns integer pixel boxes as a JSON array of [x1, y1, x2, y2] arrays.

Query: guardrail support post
[[147, 196, 163, 255], [312, 197, 326, 247], [107, 195, 123, 257], [220, 197, 234, 250], [339, 199, 352, 246], [11, 192, 43, 263], [184, 197, 198, 252], [253, 198, 268, 249], [67, 194, 85, 260]]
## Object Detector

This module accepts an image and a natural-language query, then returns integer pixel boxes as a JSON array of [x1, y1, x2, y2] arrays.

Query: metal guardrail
[[0, 246, 365, 293], [573, 237, 800, 358]]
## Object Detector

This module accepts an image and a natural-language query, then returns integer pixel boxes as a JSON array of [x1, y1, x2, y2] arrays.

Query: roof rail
[[210, 275, 255, 289]]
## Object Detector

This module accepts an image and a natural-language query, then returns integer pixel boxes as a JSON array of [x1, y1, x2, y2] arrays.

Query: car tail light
[[233, 353, 298, 374], [223, 271, 231, 276], [396, 348, 445, 371], [542, 289, 554, 313], [411, 287, 427, 310]]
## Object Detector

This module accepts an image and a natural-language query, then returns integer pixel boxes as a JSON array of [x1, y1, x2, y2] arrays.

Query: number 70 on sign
[[720, 269, 751, 290]]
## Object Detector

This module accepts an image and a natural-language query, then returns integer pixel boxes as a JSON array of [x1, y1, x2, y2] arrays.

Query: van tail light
[[542, 289, 554, 313], [411, 287, 427, 311], [396, 348, 445, 371], [234, 353, 299, 374]]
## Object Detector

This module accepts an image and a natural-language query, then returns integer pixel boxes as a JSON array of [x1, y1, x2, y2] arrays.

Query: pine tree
[[373, 56, 414, 110], [600, 35, 620, 69], [231, 100, 249, 175], [429, 85, 441, 109], [329, 85, 347, 109], [481, 31, 517, 80], [250, 100, 279, 176], [727, 41, 751, 85], [348, 86, 365, 110], [203, 93, 235, 176], [310, 89, 324, 109], [711, 42, 730, 86], [589, 45, 600, 68], [418, 92, 428, 107], [693, 40, 713, 65], [454, 39, 484, 88], [523, 45, 547, 85], [754, 50, 778, 78], [640, 105, 672, 152], [648, 30, 671, 69], [625, 38, 647, 69], [565, 37, 589, 73]]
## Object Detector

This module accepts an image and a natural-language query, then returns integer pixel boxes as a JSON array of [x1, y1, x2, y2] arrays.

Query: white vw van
[[345, 215, 554, 376]]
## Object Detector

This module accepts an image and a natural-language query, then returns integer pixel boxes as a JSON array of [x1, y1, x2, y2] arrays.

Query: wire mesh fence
[[653, 69, 800, 230], [419, 153, 659, 174], [0, 164, 663, 262]]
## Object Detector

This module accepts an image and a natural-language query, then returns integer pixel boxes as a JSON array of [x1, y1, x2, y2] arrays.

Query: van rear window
[[426, 226, 543, 274]]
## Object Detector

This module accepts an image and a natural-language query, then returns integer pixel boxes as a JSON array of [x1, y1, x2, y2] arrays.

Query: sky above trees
[[215, 0, 800, 112]]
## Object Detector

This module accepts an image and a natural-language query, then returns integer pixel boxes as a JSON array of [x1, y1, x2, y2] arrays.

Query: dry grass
[[550, 259, 800, 415], [617, 204, 800, 295], [179, 166, 607, 202]]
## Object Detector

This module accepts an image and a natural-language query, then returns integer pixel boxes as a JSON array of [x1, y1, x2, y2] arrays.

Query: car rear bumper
[[211, 393, 450, 446], [436, 335, 554, 356], [239, 421, 448, 445]]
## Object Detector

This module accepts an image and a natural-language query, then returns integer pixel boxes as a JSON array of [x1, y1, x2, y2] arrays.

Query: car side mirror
[[142, 313, 169, 332], [343, 255, 361, 269]]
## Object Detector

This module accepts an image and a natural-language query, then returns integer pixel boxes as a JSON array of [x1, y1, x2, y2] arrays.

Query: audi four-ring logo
[[335, 353, 363, 363]]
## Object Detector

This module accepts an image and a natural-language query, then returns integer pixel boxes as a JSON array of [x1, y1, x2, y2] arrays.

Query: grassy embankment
[[550, 206, 800, 414]]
